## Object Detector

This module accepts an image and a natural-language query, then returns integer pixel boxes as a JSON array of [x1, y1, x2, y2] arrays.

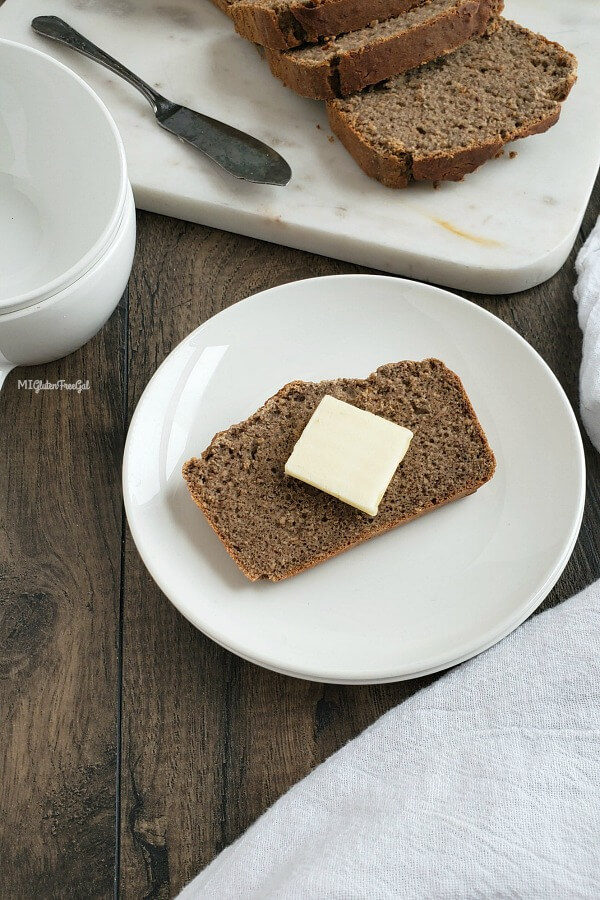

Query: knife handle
[[31, 16, 170, 115]]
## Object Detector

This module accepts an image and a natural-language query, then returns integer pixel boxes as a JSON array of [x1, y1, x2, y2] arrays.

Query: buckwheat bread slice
[[266, 0, 502, 99], [182, 359, 496, 582], [327, 18, 577, 187], [214, 0, 425, 50]]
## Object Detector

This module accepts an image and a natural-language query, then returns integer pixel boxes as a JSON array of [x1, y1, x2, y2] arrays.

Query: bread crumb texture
[[183, 359, 496, 581], [265, 0, 503, 98], [217, 0, 425, 50], [327, 18, 577, 186]]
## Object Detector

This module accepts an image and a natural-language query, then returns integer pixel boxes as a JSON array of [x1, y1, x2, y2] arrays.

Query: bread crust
[[210, 0, 234, 14], [326, 17, 577, 187], [182, 360, 496, 582], [226, 0, 425, 50], [265, 0, 502, 99], [185, 471, 481, 581], [327, 102, 561, 188], [327, 103, 412, 186]]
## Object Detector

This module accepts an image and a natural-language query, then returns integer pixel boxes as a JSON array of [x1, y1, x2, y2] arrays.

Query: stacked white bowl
[[0, 39, 136, 390]]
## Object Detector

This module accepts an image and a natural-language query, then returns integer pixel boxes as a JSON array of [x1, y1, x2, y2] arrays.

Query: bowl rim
[[0, 183, 135, 324], [0, 38, 129, 315]]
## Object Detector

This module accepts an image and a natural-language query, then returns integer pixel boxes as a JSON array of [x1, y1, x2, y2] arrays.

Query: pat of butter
[[284, 395, 413, 516]]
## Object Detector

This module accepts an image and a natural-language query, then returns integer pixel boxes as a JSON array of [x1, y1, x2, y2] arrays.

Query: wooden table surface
[[2, 177, 599, 898]]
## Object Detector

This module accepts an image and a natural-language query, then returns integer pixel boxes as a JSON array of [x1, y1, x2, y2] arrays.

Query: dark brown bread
[[213, 0, 426, 50], [182, 359, 496, 582], [327, 18, 577, 187], [265, 0, 502, 99], [211, 0, 233, 13]]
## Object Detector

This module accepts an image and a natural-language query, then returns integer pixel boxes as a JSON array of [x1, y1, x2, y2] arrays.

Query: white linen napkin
[[575, 216, 600, 451], [179, 579, 600, 899]]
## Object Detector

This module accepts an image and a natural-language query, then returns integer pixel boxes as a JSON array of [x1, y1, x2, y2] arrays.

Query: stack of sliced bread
[[212, 0, 577, 187]]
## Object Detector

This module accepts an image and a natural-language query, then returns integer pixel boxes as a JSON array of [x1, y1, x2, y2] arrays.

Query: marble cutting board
[[1, 0, 599, 293]]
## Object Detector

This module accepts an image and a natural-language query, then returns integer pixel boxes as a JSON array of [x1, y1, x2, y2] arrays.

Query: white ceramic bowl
[[0, 39, 135, 386], [0, 184, 135, 365]]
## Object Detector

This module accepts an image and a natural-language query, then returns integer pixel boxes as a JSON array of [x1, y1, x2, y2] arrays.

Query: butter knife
[[31, 15, 292, 186]]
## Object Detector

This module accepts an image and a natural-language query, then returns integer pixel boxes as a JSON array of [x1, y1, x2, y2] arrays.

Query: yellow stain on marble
[[431, 218, 503, 247]]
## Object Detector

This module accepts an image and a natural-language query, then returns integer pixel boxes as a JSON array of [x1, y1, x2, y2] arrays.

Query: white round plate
[[123, 275, 585, 684]]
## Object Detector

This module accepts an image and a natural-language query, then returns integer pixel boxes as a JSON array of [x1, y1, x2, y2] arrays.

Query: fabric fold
[[575, 216, 600, 451], [179, 580, 600, 899]]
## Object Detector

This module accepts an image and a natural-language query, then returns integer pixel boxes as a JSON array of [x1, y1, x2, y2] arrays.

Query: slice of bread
[[265, 0, 502, 99], [327, 18, 577, 187], [182, 359, 496, 582], [214, 0, 425, 51]]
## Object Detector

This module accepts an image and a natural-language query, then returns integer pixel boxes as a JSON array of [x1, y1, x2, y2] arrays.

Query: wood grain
[[1, 177, 598, 898], [118, 178, 600, 897], [0, 297, 126, 897]]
